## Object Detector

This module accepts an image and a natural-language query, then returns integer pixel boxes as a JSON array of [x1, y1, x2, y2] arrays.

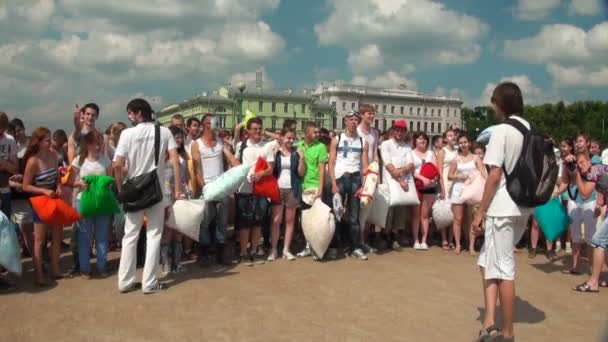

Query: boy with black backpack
[[471, 82, 557, 342]]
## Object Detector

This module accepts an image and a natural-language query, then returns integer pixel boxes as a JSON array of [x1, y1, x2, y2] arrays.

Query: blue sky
[[0, 0, 607, 130]]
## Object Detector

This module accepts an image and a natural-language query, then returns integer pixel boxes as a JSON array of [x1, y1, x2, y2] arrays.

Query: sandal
[[573, 282, 599, 293], [442, 242, 450, 251], [476, 325, 502, 342], [449, 243, 456, 250]]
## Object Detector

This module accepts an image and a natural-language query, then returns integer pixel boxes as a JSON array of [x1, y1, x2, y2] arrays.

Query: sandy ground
[[1, 244, 607, 342]]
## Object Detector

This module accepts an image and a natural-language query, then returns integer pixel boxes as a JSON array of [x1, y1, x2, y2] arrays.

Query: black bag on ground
[[118, 124, 163, 212], [503, 118, 558, 208]]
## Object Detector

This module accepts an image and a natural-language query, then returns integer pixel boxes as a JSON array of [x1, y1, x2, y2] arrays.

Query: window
[[431, 122, 435, 133], [438, 123, 442, 133], [417, 107, 420, 115], [342, 102, 346, 110], [374, 104, 379, 112], [301, 121, 305, 130], [383, 119, 387, 130], [331, 101, 336, 108], [391, 120, 395, 126], [431, 109, 434, 116], [258, 101, 263, 112], [410, 121, 414, 130], [391, 105, 395, 114], [272, 102, 276, 112], [351, 102, 355, 109], [375, 119, 379, 129], [284, 103, 288, 113], [215, 106, 226, 113], [424, 122, 428, 132], [424, 107, 427, 115], [271, 116, 277, 130], [438, 109, 441, 116], [400, 106, 404, 114], [382, 104, 387, 113], [417, 121, 421, 131], [332, 116, 337, 129], [301, 104, 306, 113], [409, 107, 413, 115]]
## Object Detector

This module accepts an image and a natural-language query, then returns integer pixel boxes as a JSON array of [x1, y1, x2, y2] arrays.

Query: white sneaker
[[297, 245, 312, 258], [420, 242, 429, 250], [414, 241, 422, 250], [555, 241, 562, 253], [565, 242, 572, 255], [267, 250, 277, 262], [351, 248, 368, 260], [282, 250, 296, 261]]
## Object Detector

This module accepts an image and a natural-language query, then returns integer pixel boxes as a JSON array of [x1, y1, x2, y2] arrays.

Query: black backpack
[[503, 118, 558, 208]]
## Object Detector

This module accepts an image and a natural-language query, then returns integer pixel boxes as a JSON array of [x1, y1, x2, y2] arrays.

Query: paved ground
[[1, 245, 607, 342]]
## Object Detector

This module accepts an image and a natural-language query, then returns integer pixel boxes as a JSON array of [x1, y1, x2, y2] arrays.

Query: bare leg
[[411, 204, 421, 245], [469, 228, 477, 256], [498, 279, 516, 339], [480, 267, 499, 330], [270, 205, 284, 253], [251, 226, 261, 252], [283, 208, 296, 254], [452, 204, 464, 254], [49, 226, 63, 276], [239, 228, 250, 255], [571, 242, 581, 272], [530, 220, 539, 249], [19, 223, 35, 256], [33, 223, 48, 282], [585, 248, 606, 290], [420, 195, 433, 245]]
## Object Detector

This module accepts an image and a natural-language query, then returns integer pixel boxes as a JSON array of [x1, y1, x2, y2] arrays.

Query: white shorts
[[567, 200, 597, 244], [477, 215, 527, 281], [11, 199, 33, 225]]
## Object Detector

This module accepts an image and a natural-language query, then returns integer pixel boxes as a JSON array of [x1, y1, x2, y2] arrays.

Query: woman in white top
[[436, 128, 458, 250], [159, 126, 191, 275], [448, 133, 486, 254], [411, 132, 438, 250], [269, 129, 305, 261], [66, 131, 113, 278]]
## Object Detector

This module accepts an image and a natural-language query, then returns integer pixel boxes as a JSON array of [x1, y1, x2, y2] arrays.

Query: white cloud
[[504, 22, 608, 87], [351, 70, 417, 90], [475, 75, 555, 106], [314, 0, 488, 74], [0, 0, 285, 130], [568, 0, 602, 15], [514, 0, 561, 21]]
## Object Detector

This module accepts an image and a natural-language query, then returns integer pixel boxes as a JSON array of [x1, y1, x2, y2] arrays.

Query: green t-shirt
[[297, 140, 328, 190]]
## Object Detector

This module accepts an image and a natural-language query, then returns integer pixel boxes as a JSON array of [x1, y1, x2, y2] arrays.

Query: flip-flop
[[573, 282, 599, 293], [442, 242, 450, 250], [475, 325, 502, 342]]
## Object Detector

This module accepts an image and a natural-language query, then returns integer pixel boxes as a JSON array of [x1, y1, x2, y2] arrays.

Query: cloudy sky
[[1, 0, 607, 130]]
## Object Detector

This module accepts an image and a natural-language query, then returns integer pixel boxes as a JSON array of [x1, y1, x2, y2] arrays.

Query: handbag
[[118, 124, 163, 212]]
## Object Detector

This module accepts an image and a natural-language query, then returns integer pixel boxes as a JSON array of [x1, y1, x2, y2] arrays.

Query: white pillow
[[302, 199, 336, 258], [203, 164, 251, 201], [387, 175, 419, 206], [166, 199, 205, 241], [360, 184, 389, 228], [432, 199, 454, 230]]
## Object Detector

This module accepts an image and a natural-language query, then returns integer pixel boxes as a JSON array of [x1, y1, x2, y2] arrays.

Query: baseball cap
[[393, 120, 407, 129]]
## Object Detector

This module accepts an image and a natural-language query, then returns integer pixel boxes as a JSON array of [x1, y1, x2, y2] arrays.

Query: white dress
[[450, 157, 477, 204]]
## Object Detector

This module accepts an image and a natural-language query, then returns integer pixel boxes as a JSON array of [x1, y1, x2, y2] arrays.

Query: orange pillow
[[252, 157, 281, 204], [29, 196, 81, 226]]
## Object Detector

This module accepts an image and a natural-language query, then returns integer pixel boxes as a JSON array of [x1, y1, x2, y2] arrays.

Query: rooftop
[[313, 83, 462, 103]]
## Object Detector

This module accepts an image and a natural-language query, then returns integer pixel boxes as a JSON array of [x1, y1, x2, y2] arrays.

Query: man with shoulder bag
[[113, 99, 182, 295]]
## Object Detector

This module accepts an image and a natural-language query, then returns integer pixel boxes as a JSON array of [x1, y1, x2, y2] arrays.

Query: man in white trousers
[[113, 98, 182, 294]]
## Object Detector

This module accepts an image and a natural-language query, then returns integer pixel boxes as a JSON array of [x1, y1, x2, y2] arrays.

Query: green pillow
[[80, 175, 120, 218]]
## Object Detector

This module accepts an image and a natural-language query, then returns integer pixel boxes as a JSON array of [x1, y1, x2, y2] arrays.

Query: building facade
[[157, 87, 335, 134], [312, 83, 463, 135]]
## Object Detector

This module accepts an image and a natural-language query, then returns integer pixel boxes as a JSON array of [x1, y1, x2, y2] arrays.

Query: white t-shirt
[[236, 139, 275, 193], [71, 155, 111, 199], [277, 154, 292, 189], [197, 138, 225, 184], [483, 115, 532, 217], [357, 125, 377, 162], [601, 148, 608, 165], [0, 133, 17, 189], [114, 122, 177, 184], [379, 138, 414, 184]]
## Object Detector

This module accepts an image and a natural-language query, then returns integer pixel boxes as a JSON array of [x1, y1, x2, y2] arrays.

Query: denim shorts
[[591, 217, 608, 251], [236, 193, 268, 228]]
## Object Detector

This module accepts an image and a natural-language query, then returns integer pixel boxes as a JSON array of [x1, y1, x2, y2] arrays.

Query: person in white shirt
[[411, 132, 439, 251], [379, 120, 414, 250], [234, 117, 275, 266], [329, 111, 370, 260], [436, 128, 458, 249], [113, 98, 182, 295], [357, 103, 380, 253], [191, 113, 239, 267], [184, 117, 200, 157], [471, 82, 531, 341], [0, 112, 18, 217]]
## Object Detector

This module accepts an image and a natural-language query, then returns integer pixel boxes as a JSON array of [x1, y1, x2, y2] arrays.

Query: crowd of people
[[1, 82, 607, 341]]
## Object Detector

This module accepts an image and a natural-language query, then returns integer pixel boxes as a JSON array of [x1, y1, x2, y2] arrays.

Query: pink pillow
[[460, 172, 486, 205]]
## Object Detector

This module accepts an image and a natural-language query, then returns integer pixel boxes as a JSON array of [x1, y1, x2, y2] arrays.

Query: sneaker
[[391, 240, 402, 251], [143, 282, 167, 295], [326, 248, 338, 260], [351, 248, 368, 260], [565, 242, 572, 255], [297, 246, 312, 258], [361, 242, 378, 254], [528, 248, 537, 259], [67, 265, 80, 278], [160, 262, 171, 277], [254, 253, 266, 265], [267, 250, 277, 262], [546, 250, 557, 261], [413, 241, 422, 250], [282, 250, 296, 261], [555, 241, 562, 253], [119, 282, 142, 294], [238, 254, 253, 266], [171, 265, 186, 274], [419, 242, 429, 250]]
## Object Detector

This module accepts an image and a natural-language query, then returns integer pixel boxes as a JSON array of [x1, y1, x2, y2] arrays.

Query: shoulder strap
[[504, 117, 529, 136], [154, 124, 160, 167], [238, 140, 247, 162]]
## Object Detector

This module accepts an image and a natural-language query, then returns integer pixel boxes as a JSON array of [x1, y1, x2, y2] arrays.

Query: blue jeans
[[591, 216, 608, 251], [199, 199, 227, 247], [336, 172, 362, 250], [78, 202, 111, 273]]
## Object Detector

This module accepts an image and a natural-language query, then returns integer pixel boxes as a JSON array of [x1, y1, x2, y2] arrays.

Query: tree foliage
[[463, 101, 608, 144]]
